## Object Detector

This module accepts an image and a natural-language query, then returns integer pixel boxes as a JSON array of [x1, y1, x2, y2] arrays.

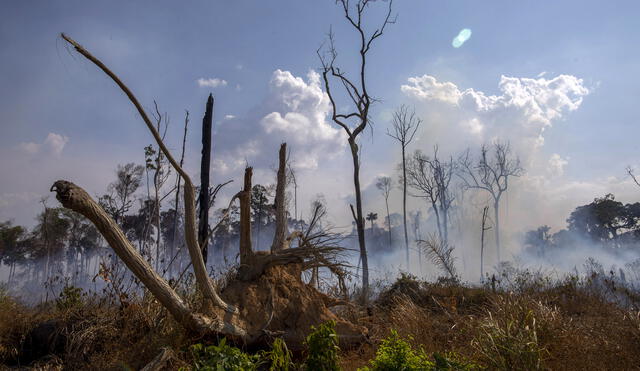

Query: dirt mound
[[220, 263, 366, 350]]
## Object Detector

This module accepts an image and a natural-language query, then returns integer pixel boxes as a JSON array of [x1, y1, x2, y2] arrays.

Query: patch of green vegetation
[[360, 330, 481, 371], [258, 337, 294, 371], [55, 285, 84, 311], [183, 338, 259, 371], [304, 320, 340, 371]]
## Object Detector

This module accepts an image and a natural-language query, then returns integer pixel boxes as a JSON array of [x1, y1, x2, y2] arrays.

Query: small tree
[[98, 163, 145, 226], [458, 142, 523, 261], [376, 176, 393, 249], [405, 151, 441, 241], [427, 146, 455, 245], [388, 104, 421, 269]]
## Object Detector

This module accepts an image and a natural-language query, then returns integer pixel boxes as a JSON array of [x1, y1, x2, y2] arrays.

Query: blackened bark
[[350, 140, 369, 301], [239, 167, 253, 267], [271, 143, 288, 252], [198, 94, 213, 264]]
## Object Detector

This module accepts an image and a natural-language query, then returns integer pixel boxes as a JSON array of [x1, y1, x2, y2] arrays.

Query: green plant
[[184, 338, 259, 371], [432, 352, 482, 371], [56, 285, 84, 311], [359, 330, 432, 371], [258, 337, 294, 371], [360, 331, 481, 371], [305, 320, 340, 371]]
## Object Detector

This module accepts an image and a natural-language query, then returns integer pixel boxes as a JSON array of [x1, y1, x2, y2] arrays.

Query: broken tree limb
[[59, 33, 235, 314], [49, 180, 246, 338]]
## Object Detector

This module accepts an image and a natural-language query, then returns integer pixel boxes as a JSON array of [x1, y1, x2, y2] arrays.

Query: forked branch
[[60, 33, 234, 313]]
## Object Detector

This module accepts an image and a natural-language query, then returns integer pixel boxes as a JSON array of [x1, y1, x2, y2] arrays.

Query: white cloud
[[213, 69, 343, 175], [197, 77, 228, 88], [398, 73, 596, 250], [548, 154, 569, 177], [223, 114, 236, 120], [401, 74, 589, 158], [19, 132, 69, 157]]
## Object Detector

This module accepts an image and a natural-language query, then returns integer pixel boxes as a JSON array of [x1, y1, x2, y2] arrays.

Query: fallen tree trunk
[[50, 180, 246, 338]]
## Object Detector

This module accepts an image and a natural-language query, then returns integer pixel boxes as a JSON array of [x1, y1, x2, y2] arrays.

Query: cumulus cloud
[[19, 132, 69, 156], [548, 154, 569, 177], [197, 77, 228, 88], [401, 74, 589, 159], [214, 69, 343, 173], [396, 73, 596, 254]]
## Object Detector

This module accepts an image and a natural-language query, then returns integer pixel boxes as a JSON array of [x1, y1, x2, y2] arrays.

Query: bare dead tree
[[409, 210, 423, 274], [150, 102, 172, 271], [458, 141, 523, 261], [318, 0, 395, 301], [168, 110, 189, 275], [426, 146, 455, 245], [375, 176, 393, 249], [405, 150, 442, 241], [387, 104, 421, 268], [198, 94, 214, 265], [480, 205, 491, 282]]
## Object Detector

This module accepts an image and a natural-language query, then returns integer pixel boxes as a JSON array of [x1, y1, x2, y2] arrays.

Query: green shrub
[[305, 320, 341, 371], [432, 352, 482, 371], [360, 331, 481, 371], [359, 330, 432, 371], [56, 285, 84, 311], [185, 338, 259, 371], [258, 337, 294, 371]]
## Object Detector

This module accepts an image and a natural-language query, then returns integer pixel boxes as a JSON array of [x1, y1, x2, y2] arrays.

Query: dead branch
[[60, 33, 233, 313]]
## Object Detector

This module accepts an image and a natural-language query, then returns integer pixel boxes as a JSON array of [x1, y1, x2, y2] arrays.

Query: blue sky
[[1, 0, 639, 240]]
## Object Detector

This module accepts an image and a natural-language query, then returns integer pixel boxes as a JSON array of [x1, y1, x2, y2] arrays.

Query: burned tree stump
[[54, 33, 367, 350]]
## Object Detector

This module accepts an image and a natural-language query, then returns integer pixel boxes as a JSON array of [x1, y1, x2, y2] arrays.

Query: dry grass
[[2, 271, 640, 370]]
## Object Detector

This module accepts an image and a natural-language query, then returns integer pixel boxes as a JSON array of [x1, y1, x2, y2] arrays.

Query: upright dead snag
[[198, 94, 214, 265], [271, 143, 288, 252], [239, 167, 253, 267]]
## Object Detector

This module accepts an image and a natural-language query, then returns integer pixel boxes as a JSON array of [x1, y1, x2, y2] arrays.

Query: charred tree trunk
[[198, 94, 214, 265], [271, 143, 288, 252], [494, 199, 501, 262], [402, 146, 409, 270], [239, 167, 253, 268], [349, 140, 369, 301], [480, 206, 490, 282]]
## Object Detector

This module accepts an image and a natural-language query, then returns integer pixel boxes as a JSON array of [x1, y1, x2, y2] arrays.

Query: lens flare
[[452, 28, 472, 48]]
